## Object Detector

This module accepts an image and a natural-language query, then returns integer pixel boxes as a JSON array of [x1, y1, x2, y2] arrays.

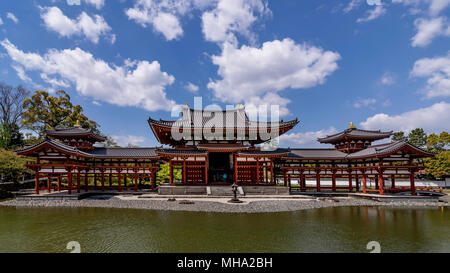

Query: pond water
[[0, 206, 449, 253]]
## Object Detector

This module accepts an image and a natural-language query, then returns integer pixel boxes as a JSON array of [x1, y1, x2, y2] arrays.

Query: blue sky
[[0, 0, 449, 147]]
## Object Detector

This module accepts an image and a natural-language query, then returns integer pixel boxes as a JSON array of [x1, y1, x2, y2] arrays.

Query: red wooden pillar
[[57, 175, 61, 192], [35, 171, 40, 195], [101, 170, 105, 192], [410, 170, 416, 196], [234, 154, 238, 184], [85, 169, 89, 192], [378, 168, 384, 196], [134, 168, 138, 192], [109, 171, 112, 187], [362, 171, 367, 194], [348, 169, 353, 192], [300, 170, 305, 192], [94, 172, 97, 189], [204, 156, 208, 185], [256, 159, 260, 184], [270, 160, 274, 185], [67, 169, 72, 195], [47, 176, 51, 193], [331, 170, 337, 192], [169, 159, 173, 185], [315, 167, 321, 192], [77, 171, 81, 193], [183, 159, 186, 184], [283, 170, 287, 187], [118, 168, 122, 192], [151, 171, 156, 191], [391, 175, 396, 189]]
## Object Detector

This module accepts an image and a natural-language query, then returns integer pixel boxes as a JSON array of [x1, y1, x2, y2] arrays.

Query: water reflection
[[0, 206, 449, 253]]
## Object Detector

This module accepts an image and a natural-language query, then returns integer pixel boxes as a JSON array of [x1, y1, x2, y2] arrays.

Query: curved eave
[[347, 142, 435, 160], [16, 139, 93, 158]]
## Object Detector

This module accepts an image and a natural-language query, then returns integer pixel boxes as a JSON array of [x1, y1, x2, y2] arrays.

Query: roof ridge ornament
[[74, 120, 81, 128], [348, 122, 356, 129]]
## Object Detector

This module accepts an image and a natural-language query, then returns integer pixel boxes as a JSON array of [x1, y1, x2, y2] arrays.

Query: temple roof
[[317, 127, 392, 144], [285, 148, 348, 159], [46, 127, 106, 142], [91, 147, 158, 158], [346, 141, 434, 159], [16, 138, 93, 158]]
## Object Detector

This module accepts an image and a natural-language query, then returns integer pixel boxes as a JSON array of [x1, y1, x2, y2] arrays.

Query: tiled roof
[[16, 138, 93, 157], [91, 147, 158, 158], [346, 141, 434, 159], [285, 148, 348, 159], [46, 127, 106, 141], [318, 128, 392, 143]]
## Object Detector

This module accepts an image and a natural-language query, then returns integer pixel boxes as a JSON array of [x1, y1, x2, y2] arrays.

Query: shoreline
[[1, 195, 449, 213]]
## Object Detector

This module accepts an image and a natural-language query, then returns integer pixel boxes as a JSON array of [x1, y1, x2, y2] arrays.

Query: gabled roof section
[[346, 141, 434, 159], [285, 148, 348, 160], [16, 138, 93, 158], [318, 127, 392, 144], [91, 147, 159, 159], [46, 127, 106, 142]]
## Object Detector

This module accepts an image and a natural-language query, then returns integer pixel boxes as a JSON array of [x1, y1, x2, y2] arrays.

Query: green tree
[[424, 131, 450, 179], [0, 84, 28, 149], [0, 147, 32, 182], [408, 128, 427, 147], [21, 90, 100, 139], [156, 163, 182, 185], [0, 124, 11, 149], [392, 131, 408, 142], [104, 136, 120, 148]]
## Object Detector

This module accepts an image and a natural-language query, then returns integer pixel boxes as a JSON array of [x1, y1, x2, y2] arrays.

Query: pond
[[0, 206, 449, 253]]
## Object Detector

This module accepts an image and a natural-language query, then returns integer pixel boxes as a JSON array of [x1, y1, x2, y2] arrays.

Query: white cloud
[[185, 82, 199, 93], [40, 6, 113, 44], [152, 12, 183, 41], [0, 17, 3, 25], [1, 39, 176, 112], [67, 0, 104, 9], [343, 0, 363, 13], [207, 38, 340, 114], [357, 5, 386, 22], [279, 127, 338, 147], [410, 52, 450, 98], [111, 135, 146, 147], [360, 101, 450, 132], [411, 17, 450, 47], [201, 0, 270, 44], [393, 0, 450, 16], [380, 72, 396, 85], [6, 12, 18, 24], [353, 98, 377, 108], [244, 92, 291, 117]]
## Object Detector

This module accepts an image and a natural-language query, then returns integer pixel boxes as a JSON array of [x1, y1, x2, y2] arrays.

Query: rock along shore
[[0, 195, 448, 213]]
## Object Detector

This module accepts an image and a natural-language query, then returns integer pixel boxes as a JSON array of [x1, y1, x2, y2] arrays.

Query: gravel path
[[0, 196, 448, 213]]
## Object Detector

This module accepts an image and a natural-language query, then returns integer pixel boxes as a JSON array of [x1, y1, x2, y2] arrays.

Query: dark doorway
[[208, 152, 233, 183]]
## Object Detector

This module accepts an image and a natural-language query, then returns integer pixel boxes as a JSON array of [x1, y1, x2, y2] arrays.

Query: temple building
[[16, 105, 434, 196]]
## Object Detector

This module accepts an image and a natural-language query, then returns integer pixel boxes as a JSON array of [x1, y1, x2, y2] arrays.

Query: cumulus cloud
[[67, 0, 105, 9], [392, 0, 450, 16], [357, 5, 386, 22], [6, 12, 18, 24], [1, 39, 176, 112], [207, 38, 340, 115], [360, 101, 450, 132], [40, 6, 113, 44], [380, 72, 396, 85], [343, 0, 363, 13], [279, 127, 338, 147], [410, 52, 450, 98], [201, 0, 270, 44], [411, 17, 450, 47], [111, 135, 146, 147], [185, 82, 199, 93]]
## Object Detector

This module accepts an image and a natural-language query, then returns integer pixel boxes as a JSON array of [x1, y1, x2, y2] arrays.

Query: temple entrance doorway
[[208, 152, 234, 184]]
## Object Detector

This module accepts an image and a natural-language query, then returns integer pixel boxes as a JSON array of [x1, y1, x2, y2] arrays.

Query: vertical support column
[[204, 156, 208, 185], [270, 160, 274, 185], [234, 154, 238, 184], [118, 168, 122, 192], [101, 169, 105, 192], [169, 159, 173, 185], [183, 158, 186, 184], [134, 168, 138, 192], [85, 169, 89, 192], [315, 166, 321, 192], [67, 168, 72, 195], [378, 166, 384, 196], [348, 168, 353, 192], [283, 170, 287, 187], [77, 171, 81, 193], [47, 176, 51, 193], [362, 170, 367, 194], [35, 170, 40, 195], [152, 171, 156, 191], [57, 175, 61, 192], [332, 170, 337, 192], [256, 159, 260, 184], [94, 172, 97, 189], [391, 175, 396, 189], [410, 169, 416, 196], [300, 170, 305, 192]]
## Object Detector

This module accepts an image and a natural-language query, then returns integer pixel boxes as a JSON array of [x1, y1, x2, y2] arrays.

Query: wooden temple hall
[[17, 105, 434, 196]]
